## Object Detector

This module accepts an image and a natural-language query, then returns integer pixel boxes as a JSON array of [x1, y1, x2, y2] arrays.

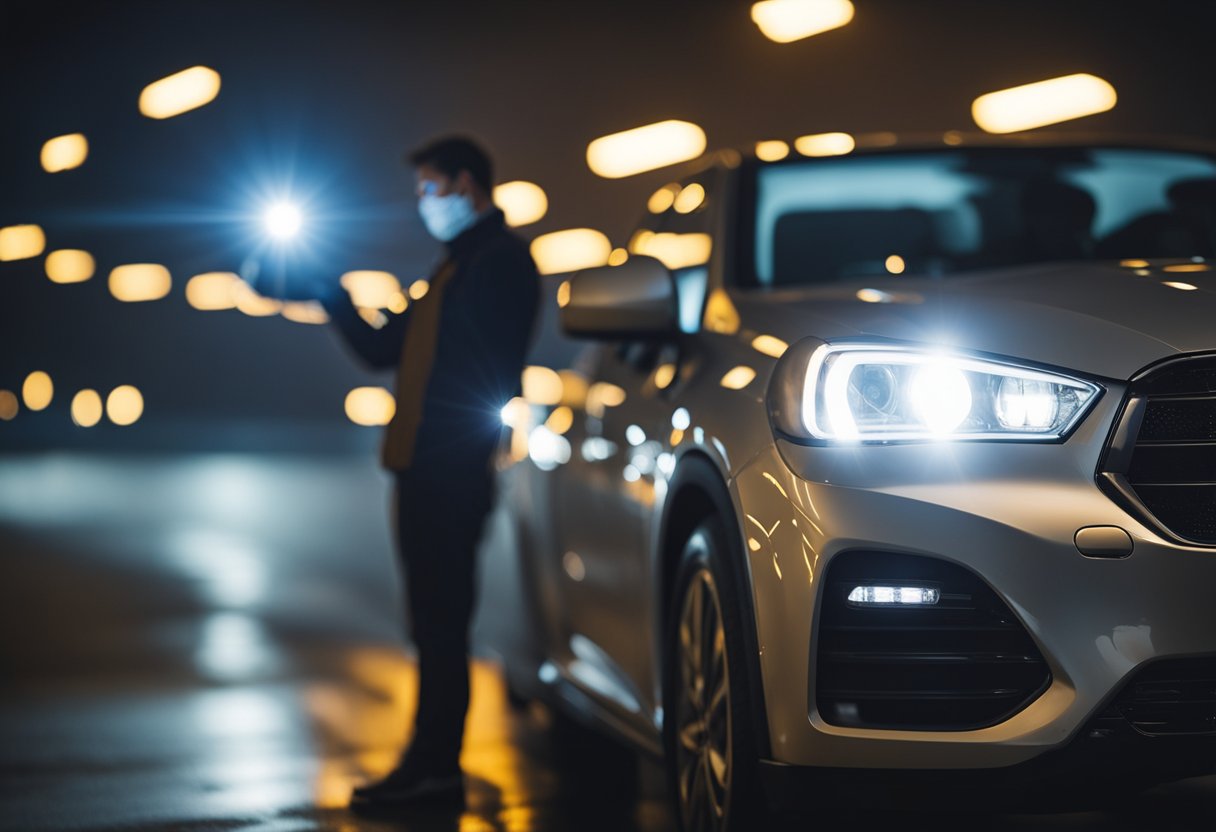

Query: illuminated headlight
[[785, 343, 1100, 442]]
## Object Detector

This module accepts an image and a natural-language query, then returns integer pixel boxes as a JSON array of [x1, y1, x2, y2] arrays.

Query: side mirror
[[560, 254, 679, 340]]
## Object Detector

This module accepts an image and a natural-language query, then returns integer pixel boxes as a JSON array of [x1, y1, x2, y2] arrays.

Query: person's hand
[[238, 255, 336, 301]]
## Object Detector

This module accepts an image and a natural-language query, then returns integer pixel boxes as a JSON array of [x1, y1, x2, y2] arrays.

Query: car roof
[[674, 131, 1216, 178]]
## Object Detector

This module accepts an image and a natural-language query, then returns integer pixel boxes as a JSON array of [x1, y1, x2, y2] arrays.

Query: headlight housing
[[769, 341, 1102, 443]]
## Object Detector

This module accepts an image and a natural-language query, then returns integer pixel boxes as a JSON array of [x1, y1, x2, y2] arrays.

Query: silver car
[[489, 135, 1216, 828]]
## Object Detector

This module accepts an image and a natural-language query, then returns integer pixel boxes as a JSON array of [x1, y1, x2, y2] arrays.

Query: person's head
[[408, 136, 494, 241]]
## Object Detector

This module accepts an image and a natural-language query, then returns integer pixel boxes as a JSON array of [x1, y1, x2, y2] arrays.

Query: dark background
[[3, 0, 1214, 453]]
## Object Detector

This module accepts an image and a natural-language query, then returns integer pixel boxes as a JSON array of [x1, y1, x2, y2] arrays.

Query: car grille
[[814, 551, 1050, 731], [1090, 657, 1216, 736], [1099, 354, 1216, 546]]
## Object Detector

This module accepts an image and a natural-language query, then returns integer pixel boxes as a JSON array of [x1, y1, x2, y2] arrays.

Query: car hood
[[735, 261, 1216, 381]]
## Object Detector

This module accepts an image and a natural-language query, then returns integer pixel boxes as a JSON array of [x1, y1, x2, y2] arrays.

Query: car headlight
[[768, 341, 1102, 443]]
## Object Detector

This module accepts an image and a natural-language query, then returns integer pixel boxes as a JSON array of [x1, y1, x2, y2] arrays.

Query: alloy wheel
[[675, 567, 732, 832]]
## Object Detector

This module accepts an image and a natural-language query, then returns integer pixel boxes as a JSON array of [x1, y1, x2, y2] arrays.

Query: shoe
[[350, 757, 465, 811]]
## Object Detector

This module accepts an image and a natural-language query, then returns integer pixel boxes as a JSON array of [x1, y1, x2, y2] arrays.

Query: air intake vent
[[1095, 657, 1216, 736], [815, 551, 1050, 731], [1099, 354, 1216, 546]]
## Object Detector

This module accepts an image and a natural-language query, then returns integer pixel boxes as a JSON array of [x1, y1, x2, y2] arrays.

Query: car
[[485, 133, 1216, 829]]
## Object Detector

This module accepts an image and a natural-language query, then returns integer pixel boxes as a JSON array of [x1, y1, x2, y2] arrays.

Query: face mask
[[418, 192, 478, 242]]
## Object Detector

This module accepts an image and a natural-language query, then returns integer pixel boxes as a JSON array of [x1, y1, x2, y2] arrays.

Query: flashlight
[[263, 201, 303, 240]]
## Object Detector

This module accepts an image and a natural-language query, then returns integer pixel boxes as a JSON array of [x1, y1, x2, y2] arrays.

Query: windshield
[[748, 148, 1216, 287]]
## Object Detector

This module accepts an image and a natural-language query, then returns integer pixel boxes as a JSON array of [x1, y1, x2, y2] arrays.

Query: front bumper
[[731, 419, 1216, 770]]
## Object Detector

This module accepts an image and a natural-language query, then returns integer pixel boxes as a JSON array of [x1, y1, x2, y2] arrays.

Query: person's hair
[[408, 135, 494, 194]]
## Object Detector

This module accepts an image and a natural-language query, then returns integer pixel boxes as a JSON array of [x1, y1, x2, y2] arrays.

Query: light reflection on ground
[[0, 453, 1212, 831]]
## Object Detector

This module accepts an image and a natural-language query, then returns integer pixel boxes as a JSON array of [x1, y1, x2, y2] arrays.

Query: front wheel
[[664, 516, 767, 832]]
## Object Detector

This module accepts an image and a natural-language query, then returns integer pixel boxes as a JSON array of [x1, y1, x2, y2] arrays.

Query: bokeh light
[[106, 385, 144, 426], [972, 73, 1116, 134], [139, 65, 221, 119], [71, 389, 103, 427], [530, 228, 612, 275], [0, 224, 46, 261], [22, 371, 53, 411], [344, 387, 396, 426], [40, 133, 88, 173], [340, 270, 401, 308], [794, 131, 855, 157], [522, 366, 563, 406], [586, 120, 707, 179], [0, 390, 17, 421], [629, 231, 712, 270], [720, 365, 757, 390], [45, 249, 95, 284], [751, 0, 854, 43], [673, 182, 706, 214], [186, 272, 240, 310], [280, 301, 329, 324], [755, 140, 790, 161], [109, 264, 171, 302], [493, 180, 548, 227]]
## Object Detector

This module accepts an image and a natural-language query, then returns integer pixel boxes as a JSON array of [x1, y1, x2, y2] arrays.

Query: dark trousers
[[393, 459, 495, 771]]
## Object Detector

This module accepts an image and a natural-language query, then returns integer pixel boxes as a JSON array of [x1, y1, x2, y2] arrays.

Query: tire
[[664, 515, 768, 832]]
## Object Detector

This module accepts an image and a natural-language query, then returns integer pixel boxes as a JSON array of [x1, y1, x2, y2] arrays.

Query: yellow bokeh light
[[186, 272, 240, 310], [885, 254, 906, 274], [703, 288, 741, 335], [493, 180, 548, 227], [595, 382, 626, 405], [340, 270, 401, 308], [0, 390, 17, 421], [756, 140, 790, 162], [558, 370, 589, 408], [71, 389, 103, 428], [607, 248, 629, 267], [106, 385, 144, 426], [1162, 263, 1210, 273], [648, 184, 680, 213], [586, 120, 707, 179], [971, 73, 1116, 134], [229, 280, 281, 317], [795, 132, 855, 157], [408, 279, 430, 300], [387, 291, 408, 314], [630, 232, 712, 270], [22, 371, 53, 411], [751, 0, 855, 43], [281, 301, 329, 324], [0, 224, 46, 261], [139, 65, 221, 119], [40, 133, 88, 173], [654, 363, 677, 389], [1120, 259, 1150, 268], [109, 264, 171, 302], [530, 228, 612, 275], [556, 280, 572, 308], [522, 366, 563, 406], [45, 249, 95, 284], [358, 307, 388, 328], [345, 387, 396, 426], [720, 365, 757, 390], [751, 334, 789, 358], [673, 183, 706, 214], [1163, 281, 1198, 291], [545, 405, 574, 435]]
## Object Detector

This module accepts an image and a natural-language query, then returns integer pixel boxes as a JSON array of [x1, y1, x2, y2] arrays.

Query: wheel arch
[[656, 451, 773, 759]]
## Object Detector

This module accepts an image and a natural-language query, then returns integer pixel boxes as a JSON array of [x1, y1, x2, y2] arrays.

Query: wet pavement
[[1, 452, 1214, 831]]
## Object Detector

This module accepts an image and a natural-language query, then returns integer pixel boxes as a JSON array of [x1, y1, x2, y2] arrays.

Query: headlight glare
[[798, 344, 1099, 442]]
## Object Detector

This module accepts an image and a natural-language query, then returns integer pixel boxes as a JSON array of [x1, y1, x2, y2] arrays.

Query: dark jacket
[[322, 208, 539, 472]]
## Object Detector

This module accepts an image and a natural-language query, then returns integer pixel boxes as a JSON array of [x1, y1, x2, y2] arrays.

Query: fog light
[[848, 585, 940, 606]]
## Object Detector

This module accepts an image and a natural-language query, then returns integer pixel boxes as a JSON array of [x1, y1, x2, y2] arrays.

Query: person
[[254, 135, 540, 809]]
